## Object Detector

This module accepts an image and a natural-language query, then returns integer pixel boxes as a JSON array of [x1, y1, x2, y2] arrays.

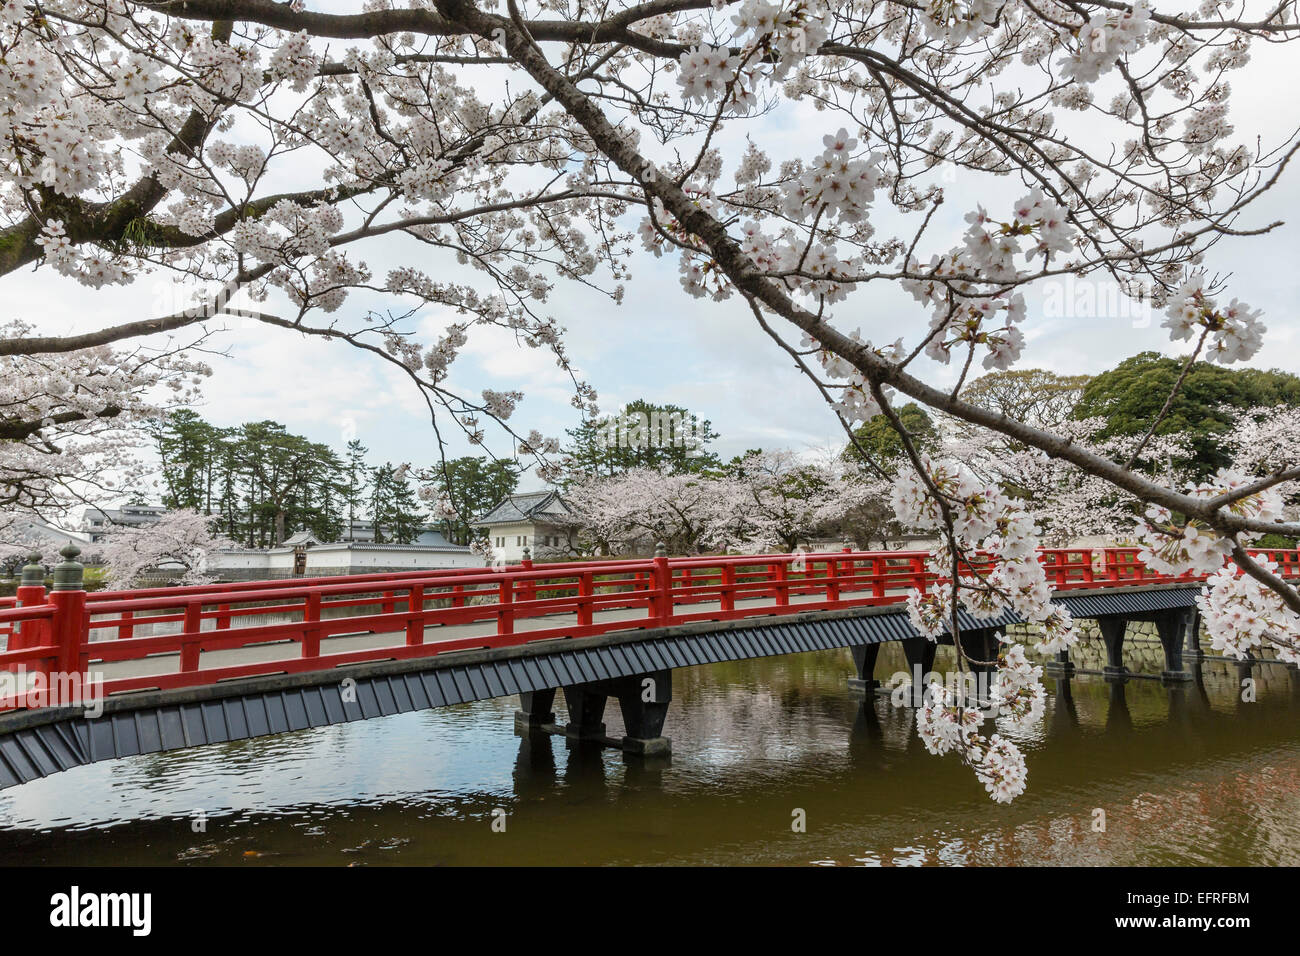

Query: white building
[[82, 504, 166, 544], [204, 529, 479, 581], [476, 491, 575, 562]]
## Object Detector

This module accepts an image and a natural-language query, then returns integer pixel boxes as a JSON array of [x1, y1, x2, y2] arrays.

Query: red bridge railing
[[1, 546, 1297, 712]]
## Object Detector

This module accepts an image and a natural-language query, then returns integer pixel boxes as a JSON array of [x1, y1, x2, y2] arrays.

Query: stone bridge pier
[[850, 628, 1002, 707], [515, 669, 673, 757], [1095, 608, 1196, 682], [847, 607, 1201, 699]]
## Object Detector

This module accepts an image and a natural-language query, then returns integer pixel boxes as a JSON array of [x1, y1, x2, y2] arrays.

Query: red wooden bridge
[[0, 543, 1295, 789]]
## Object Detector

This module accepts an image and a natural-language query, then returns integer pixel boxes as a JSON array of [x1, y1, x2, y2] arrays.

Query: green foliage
[[369, 463, 425, 544], [154, 412, 347, 547], [1073, 351, 1300, 475], [843, 403, 938, 473], [958, 369, 1091, 433], [430, 456, 520, 545], [341, 439, 370, 538], [561, 398, 721, 482]]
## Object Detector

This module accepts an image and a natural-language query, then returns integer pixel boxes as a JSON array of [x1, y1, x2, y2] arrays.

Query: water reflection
[[0, 640, 1297, 865]]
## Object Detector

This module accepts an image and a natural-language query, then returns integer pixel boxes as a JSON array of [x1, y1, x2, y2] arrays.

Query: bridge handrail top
[[0, 604, 55, 623], [52, 544, 1300, 613]]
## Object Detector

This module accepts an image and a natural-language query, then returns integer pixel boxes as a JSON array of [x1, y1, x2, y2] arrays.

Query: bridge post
[[1155, 609, 1193, 682], [14, 552, 46, 652], [1184, 608, 1203, 659], [559, 671, 673, 755], [900, 636, 937, 707], [563, 684, 608, 741], [1098, 617, 1128, 678], [519, 547, 536, 604], [514, 687, 558, 733], [848, 642, 881, 694], [957, 627, 1000, 703], [613, 669, 672, 756], [651, 542, 672, 625], [1049, 648, 1076, 677], [48, 545, 87, 679]]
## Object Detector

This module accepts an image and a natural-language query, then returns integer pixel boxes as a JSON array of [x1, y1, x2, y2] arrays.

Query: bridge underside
[[0, 585, 1202, 790]]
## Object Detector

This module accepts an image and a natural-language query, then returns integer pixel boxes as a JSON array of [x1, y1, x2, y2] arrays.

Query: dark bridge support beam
[[956, 627, 1000, 704], [614, 670, 672, 756], [562, 670, 673, 756], [1184, 609, 1203, 659], [514, 688, 558, 733], [848, 643, 881, 695], [1155, 610, 1193, 682], [1045, 648, 1076, 677], [563, 684, 608, 741], [1098, 617, 1129, 679], [900, 636, 938, 708]]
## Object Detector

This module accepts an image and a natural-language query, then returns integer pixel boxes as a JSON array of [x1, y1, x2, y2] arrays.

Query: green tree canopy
[[1072, 351, 1300, 475], [369, 463, 425, 544], [431, 456, 521, 545], [561, 399, 721, 482], [958, 369, 1091, 431], [153, 413, 346, 547], [843, 402, 938, 474]]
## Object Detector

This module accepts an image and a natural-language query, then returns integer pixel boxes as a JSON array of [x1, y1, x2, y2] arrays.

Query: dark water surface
[[1, 641, 1298, 866]]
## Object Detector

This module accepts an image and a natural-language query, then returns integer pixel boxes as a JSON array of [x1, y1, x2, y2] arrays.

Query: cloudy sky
[[14, 9, 1300, 502]]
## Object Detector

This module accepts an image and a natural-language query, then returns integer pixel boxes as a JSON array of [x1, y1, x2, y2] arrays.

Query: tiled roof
[[476, 491, 571, 525]]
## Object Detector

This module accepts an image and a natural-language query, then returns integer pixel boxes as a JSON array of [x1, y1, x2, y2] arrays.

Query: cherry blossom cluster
[[676, 1, 830, 111], [676, 47, 753, 112], [1161, 275, 1265, 364], [891, 457, 1076, 654], [945, 418, 1196, 548], [35, 220, 127, 289], [916, 680, 1030, 803], [99, 510, 234, 589], [901, 191, 1074, 372], [559, 451, 884, 557], [1196, 557, 1300, 666], [481, 389, 524, 421], [1134, 469, 1283, 576], [920, 0, 1000, 45], [1, 319, 209, 518], [989, 641, 1047, 732], [1058, 1, 1154, 85], [781, 129, 885, 225], [912, 632, 1045, 802], [267, 31, 320, 92], [417, 487, 460, 521]]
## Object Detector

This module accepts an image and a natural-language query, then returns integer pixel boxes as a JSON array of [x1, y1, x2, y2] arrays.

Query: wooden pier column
[[848, 642, 881, 695], [613, 669, 672, 757], [559, 671, 673, 756], [514, 687, 557, 733], [1045, 647, 1076, 676], [1184, 608, 1203, 658], [562, 684, 608, 741], [1098, 617, 1129, 678], [1155, 610, 1193, 681], [900, 636, 937, 707]]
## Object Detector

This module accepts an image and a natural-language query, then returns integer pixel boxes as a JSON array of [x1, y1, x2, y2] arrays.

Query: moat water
[[1, 640, 1298, 866]]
